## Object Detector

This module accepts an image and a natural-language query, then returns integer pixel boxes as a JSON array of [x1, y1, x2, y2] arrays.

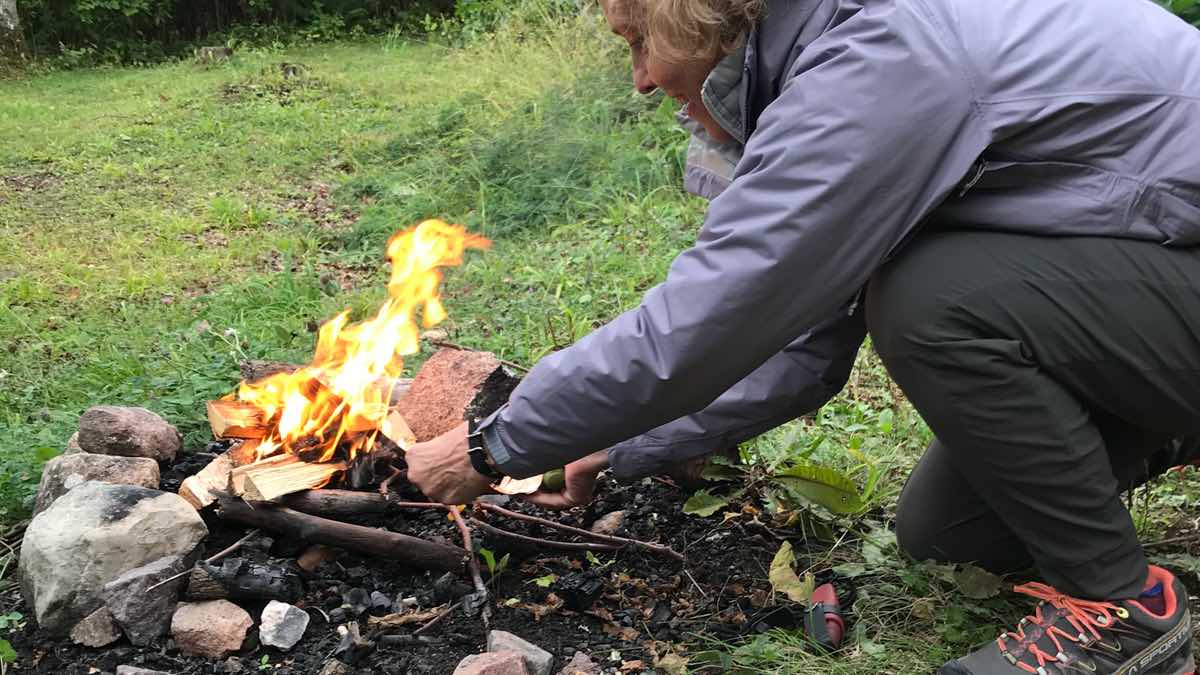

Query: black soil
[[11, 446, 837, 674]]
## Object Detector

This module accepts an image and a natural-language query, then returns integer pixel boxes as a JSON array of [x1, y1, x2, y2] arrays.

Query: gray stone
[[556, 652, 601, 675], [589, 511, 627, 537], [116, 667, 175, 675], [103, 555, 188, 645], [70, 606, 122, 648], [77, 406, 180, 462], [19, 482, 207, 636], [454, 652, 530, 675], [64, 432, 84, 455], [317, 661, 351, 675], [171, 600, 253, 658], [259, 600, 309, 651], [486, 631, 553, 675], [34, 452, 159, 515]]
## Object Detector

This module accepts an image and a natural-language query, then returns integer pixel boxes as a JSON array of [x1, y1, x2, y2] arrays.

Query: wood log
[[380, 410, 416, 450], [216, 497, 466, 572], [184, 557, 304, 603], [239, 360, 300, 384], [207, 400, 268, 439], [280, 489, 390, 518], [179, 440, 262, 510], [231, 453, 346, 501]]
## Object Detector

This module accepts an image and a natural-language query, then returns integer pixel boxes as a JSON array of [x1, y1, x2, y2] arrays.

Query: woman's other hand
[[522, 450, 610, 510]]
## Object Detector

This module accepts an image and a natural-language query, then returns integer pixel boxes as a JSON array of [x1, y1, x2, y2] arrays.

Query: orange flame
[[235, 219, 490, 463]]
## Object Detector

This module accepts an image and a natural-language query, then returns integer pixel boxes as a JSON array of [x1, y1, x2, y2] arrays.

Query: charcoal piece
[[185, 557, 303, 603], [333, 622, 374, 665], [553, 572, 605, 612]]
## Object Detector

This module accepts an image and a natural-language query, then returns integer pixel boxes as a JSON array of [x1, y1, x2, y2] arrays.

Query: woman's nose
[[633, 65, 657, 95]]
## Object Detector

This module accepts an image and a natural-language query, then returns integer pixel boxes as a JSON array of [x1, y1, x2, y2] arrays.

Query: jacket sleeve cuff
[[477, 406, 542, 480]]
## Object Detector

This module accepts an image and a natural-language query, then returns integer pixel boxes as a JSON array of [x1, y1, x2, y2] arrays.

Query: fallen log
[[280, 489, 390, 518], [231, 453, 346, 501], [185, 557, 304, 603], [216, 497, 466, 572]]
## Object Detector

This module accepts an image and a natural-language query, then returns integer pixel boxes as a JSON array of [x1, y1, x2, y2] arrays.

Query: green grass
[[2, 9, 1199, 674]]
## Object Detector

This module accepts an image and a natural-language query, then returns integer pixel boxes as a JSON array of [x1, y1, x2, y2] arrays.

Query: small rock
[[116, 668, 175, 675], [370, 591, 392, 612], [589, 511, 627, 537], [487, 631, 553, 675], [19, 482, 207, 636], [453, 652, 530, 675], [103, 555, 188, 645], [557, 652, 602, 675], [64, 432, 84, 455], [171, 600, 253, 658], [259, 600, 310, 651], [328, 607, 347, 623], [77, 406, 181, 462], [343, 587, 371, 615], [223, 657, 245, 673], [34, 453, 160, 515], [70, 606, 122, 648]]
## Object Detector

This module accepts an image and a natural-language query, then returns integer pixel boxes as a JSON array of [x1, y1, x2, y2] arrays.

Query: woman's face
[[602, 3, 734, 143]]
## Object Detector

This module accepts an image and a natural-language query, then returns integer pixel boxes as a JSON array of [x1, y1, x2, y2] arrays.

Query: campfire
[[184, 219, 490, 505]]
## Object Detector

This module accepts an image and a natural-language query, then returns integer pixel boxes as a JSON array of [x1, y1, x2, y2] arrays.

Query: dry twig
[[146, 528, 262, 593], [467, 518, 621, 554], [474, 502, 685, 562]]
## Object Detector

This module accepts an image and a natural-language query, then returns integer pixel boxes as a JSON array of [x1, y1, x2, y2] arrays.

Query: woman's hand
[[523, 450, 610, 510], [405, 422, 494, 505]]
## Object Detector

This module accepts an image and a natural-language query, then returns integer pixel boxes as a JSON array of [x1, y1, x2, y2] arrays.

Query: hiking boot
[[938, 565, 1194, 675]]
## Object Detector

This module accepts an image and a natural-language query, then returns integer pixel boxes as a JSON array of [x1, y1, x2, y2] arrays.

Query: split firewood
[[207, 400, 269, 440], [231, 453, 346, 502], [184, 557, 304, 603], [216, 496, 466, 572], [179, 440, 261, 510]]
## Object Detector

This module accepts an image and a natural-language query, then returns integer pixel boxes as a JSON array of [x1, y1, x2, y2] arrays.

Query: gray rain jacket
[[482, 0, 1200, 480]]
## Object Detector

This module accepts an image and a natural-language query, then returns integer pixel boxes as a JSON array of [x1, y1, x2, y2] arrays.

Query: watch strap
[[467, 420, 504, 481]]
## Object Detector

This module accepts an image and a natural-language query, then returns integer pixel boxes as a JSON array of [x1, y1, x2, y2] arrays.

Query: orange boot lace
[[996, 582, 1130, 673]]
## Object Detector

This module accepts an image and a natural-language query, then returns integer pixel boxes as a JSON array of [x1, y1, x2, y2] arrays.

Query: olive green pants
[[867, 230, 1200, 600]]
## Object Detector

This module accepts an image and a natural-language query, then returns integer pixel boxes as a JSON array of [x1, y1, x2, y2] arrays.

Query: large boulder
[[19, 482, 207, 635], [34, 453, 160, 515], [77, 406, 180, 462]]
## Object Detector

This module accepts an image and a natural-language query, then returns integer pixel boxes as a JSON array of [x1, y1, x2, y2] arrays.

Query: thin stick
[[468, 518, 621, 554], [473, 502, 685, 562], [146, 529, 262, 593], [413, 599, 463, 636], [446, 507, 491, 627], [1143, 532, 1200, 549], [426, 339, 530, 374]]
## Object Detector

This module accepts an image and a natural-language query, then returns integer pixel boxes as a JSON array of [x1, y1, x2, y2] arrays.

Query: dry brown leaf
[[654, 653, 690, 675], [518, 592, 564, 621], [620, 660, 645, 671], [367, 606, 447, 628]]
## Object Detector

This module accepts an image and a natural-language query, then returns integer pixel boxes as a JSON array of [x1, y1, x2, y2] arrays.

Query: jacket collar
[[699, 0, 841, 144]]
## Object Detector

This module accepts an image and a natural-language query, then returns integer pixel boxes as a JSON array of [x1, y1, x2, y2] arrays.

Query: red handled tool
[[803, 582, 846, 651]]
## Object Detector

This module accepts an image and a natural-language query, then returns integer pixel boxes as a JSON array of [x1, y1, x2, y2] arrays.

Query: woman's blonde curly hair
[[601, 0, 766, 64]]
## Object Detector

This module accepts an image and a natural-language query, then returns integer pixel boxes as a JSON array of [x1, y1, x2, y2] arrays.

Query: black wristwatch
[[467, 419, 504, 481]]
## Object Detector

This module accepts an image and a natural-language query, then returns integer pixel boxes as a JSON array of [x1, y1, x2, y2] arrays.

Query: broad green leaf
[[877, 409, 895, 434], [682, 489, 730, 517], [954, 564, 1003, 600], [768, 541, 815, 605], [700, 462, 742, 482], [0, 638, 14, 664], [532, 574, 557, 588], [774, 463, 866, 514]]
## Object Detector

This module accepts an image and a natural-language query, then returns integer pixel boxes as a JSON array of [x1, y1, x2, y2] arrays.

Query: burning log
[[231, 454, 347, 502], [207, 400, 269, 440], [215, 497, 466, 572], [184, 558, 304, 603]]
